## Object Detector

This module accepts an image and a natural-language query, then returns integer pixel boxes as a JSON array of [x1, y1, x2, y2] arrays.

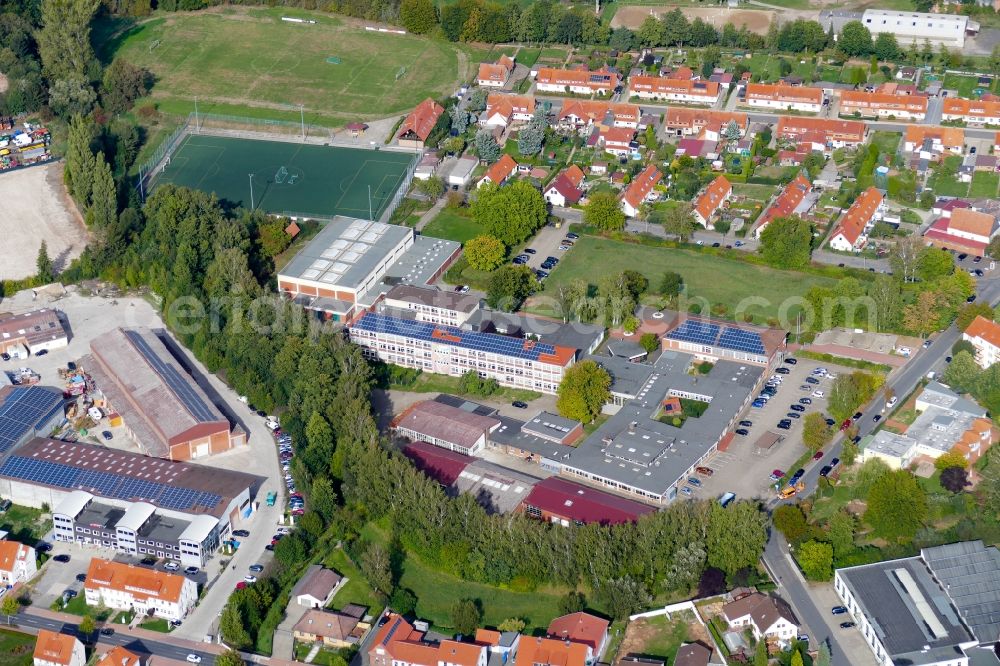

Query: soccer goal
[[395, 66, 407, 80]]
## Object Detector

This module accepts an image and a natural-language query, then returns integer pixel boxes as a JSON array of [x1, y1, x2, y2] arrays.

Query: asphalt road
[[761, 274, 1000, 666], [11, 610, 219, 665]]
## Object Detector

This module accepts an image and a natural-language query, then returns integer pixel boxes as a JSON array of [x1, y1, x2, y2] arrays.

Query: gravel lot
[[696, 357, 839, 502], [0, 163, 87, 280]]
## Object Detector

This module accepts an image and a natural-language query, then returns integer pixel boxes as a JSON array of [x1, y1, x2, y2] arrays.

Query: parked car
[[75, 573, 86, 582], [100, 628, 115, 636], [830, 457, 841, 468], [819, 465, 833, 477], [244, 575, 258, 584], [164, 562, 180, 572], [249, 564, 264, 573], [812, 390, 825, 398], [832, 606, 848, 615], [770, 470, 784, 481], [840, 622, 856, 629], [232, 529, 250, 537], [101, 431, 113, 441], [805, 377, 819, 385], [784, 358, 797, 365], [53, 554, 70, 563], [696, 466, 714, 477], [184, 566, 199, 576], [789, 404, 805, 412], [785, 413, 800, 420], [739, 420, 752, 428], [813, 451, 824, 461], [524, 248, 536, 254], [512, 400, 528, 409], [186, 655, 202, 664], [735, 428, 749, 435], [825, 418, 835, 426], [687, 477, 702, 487], [873, 414, 882, 422], [775, 367, 790, 375]]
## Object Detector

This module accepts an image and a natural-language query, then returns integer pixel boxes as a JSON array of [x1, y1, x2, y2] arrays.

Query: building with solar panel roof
[[0, 438, 259, 567], [835, 540, 1000, 666], [82, 327, 246, 461], [0, 385, 65, 454], [661, 316, 787, 367]]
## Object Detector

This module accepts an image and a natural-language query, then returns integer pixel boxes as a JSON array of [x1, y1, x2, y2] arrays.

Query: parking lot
[[697, 357, 840, 501], [516, 222, 577, 275]]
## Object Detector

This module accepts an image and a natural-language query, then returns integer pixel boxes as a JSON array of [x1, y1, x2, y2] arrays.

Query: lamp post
[[299, 104, 305, 142], [249, 173, 255, 210]]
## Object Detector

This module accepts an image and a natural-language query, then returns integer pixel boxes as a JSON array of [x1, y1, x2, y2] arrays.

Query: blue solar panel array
[[718, 328, 766, 355], [0, 456, 222, 511], [666, 320, 720, 346], [353, 313, 559, 361], [666, 320, 767, 356], [0, 387, 63, 454], [123, 330, 219, 422]]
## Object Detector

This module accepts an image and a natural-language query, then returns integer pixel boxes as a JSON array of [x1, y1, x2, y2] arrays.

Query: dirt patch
[[0, 162, 88, 281], [611, 6, 776, 35]]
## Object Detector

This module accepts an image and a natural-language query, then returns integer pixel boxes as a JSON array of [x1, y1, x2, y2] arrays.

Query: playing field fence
[[136, 111, 336, 198], [382, 152, 420, 223]]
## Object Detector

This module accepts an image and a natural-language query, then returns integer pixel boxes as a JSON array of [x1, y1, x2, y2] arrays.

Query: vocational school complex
[[274, 218, 787, 508]]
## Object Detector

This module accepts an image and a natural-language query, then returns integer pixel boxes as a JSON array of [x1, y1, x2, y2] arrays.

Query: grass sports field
[[528, 237, 837, 321], [110, 8, 465, 125], [153, 134, 415, 219]]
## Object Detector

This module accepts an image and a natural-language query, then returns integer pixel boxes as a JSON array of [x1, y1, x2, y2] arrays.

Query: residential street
[[761, 273, 1000, 666]]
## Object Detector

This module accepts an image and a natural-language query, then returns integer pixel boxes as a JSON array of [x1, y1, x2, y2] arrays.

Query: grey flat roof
[[523, 411, 580, 440], [838, 557, 974, 660], [137, 511, 192, 544], [454, 459, 540, 513], [560, 353, 761, 498], [384, 284, 479, 313], [922, 541, 1000, 644], [358, 234, 461, 306], [490, 415, 571, 460], [76, 500, 125, 530], [581, 354, 655, 398], [280, 217, 412, 290]]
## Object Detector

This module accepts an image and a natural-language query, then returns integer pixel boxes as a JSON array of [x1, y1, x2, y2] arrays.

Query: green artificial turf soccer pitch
[[152, 134, 416, 219]]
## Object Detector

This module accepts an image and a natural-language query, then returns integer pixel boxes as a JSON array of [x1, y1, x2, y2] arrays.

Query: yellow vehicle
[[778, 481, 805, 499]]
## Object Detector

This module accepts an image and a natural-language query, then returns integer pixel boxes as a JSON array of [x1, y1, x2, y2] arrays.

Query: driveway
[[698, 358, 836, 501]]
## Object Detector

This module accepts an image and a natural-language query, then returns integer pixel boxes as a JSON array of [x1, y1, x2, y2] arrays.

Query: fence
[[191, 112, 333, 141], [135, 114, 193, 198], [381, 151, 421, 223]]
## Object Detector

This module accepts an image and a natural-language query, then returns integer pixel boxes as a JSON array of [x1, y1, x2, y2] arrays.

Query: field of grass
[[111, 7, 464, 126], [140, 618, 171, 633], [323, 548, 381, 612], [528, 237, 837, 321], [421, 207, 486, 243], [0, 504, 51, 546], [397, 550, 565, 630], [0, 629, 33, 666], [970, 171, 1000, 198], [869, 130, 901, 155]]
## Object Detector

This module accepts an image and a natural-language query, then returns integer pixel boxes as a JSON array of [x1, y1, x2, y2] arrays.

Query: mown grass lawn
[[397, 551, 566, 631], [322, 548, 380, 613], [631, 615, 691, 661], [0, 629, 34, 666], [527, 236, 837, 321], [970, 171, 1000, 198], [421, 208, 485, 244], [111, 7, 464, 125]]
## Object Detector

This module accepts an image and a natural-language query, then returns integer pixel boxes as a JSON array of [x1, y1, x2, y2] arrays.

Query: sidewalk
[[414, 198, 446, 232]]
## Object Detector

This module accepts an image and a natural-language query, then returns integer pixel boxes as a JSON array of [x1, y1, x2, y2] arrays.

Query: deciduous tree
[[101, 59, 149, 114], [943, 350, 981, 393], [759, 216, 812, 268], [773, 504, 809, 545], [802, 412, 832, 452], [940, 466, 969, 493], [864, 468, 927, 541], [472, 181, 546, 246], [362, 543, 393, 597], [215, 651, 246, 666], [584, 191, 625, 231], [557, 360, 611, 423], [936, 450, 969, 470], [798, 540, 833, 581], [450, 599, 482, 635], [839, 20, 873, 57], [37, 0, 100, 82], [706, 501, 768, 576], [659, 204, 697, 242], [400, 0, 438, 34], [464, 234, 506, 270], [486, 265, 535, 311]]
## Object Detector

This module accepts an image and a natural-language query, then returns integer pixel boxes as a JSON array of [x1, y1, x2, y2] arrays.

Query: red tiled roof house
[[478, 56, 515, 88], [398, 98, 445, 149], [829, 187, 883, 253], [693, 175, 732, 227], [620, 165, 662, 217]]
